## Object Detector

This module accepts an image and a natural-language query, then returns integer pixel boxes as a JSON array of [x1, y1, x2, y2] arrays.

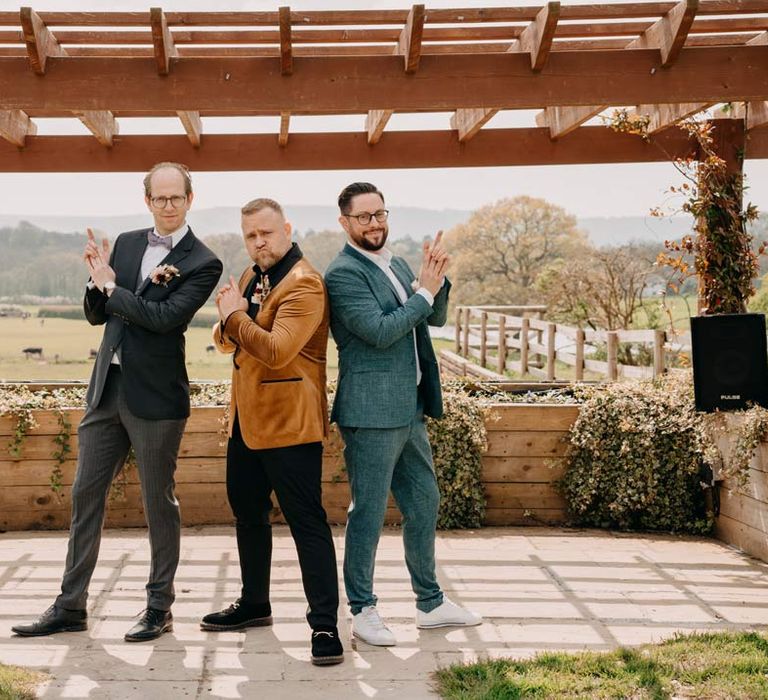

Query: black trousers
[[227, 417, 339, 630]]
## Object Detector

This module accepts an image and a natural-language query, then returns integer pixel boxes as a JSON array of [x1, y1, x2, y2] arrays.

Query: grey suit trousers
[[56, 366, 186, 612]]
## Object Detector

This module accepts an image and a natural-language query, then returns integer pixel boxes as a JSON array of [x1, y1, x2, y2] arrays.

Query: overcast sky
[[2, 0, 766, 221]]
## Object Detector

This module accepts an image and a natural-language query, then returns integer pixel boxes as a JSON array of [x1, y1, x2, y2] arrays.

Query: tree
[[444, 196, 588, 305], [536, 243, 656, 330]]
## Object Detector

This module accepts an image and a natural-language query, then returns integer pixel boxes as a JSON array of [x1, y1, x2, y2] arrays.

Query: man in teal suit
[[325, 182, 482, 646]]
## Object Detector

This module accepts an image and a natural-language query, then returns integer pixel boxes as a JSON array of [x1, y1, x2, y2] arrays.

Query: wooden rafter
[[629, 0, 698, 67], [278, 111, 290, 146], [510, 1, 560, 72], [450, 108, 497, 143], [2, 49, 766, 113], [150, 6, 177, 75], [19, 6, 67, 75], [2, 121, 766, 173], [279, 6, 292, 76], [633, 102, 713, 132], [0, 109, 36, 147], [77, 110, 118, 147], [365, 110, 393, 145], [535, 0, 699, 138], [177, 110, 202, 147], [398, 4, 425, 74]]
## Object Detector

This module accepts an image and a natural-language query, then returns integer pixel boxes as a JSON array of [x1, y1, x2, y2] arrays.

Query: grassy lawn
[[435, 631, 768, 700], [0, 662, 44, 700]]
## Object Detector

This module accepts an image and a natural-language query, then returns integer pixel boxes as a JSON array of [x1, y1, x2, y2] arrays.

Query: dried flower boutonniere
[[251, 274, 271, 305], [150, 264, 181, 287]]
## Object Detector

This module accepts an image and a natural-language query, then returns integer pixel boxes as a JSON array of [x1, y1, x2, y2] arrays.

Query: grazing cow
[[89, 349, 98, 359], [22, 347, 43, 360], [205, 344, 215, 354]]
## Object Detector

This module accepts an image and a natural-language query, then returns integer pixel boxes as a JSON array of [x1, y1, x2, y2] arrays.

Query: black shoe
[[11, 605, 87, 637], [311, 627, 344, 666], [124, 608, 173, 642], [200, 599, 272, 631]]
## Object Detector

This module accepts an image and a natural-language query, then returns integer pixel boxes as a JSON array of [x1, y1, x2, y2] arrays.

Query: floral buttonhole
[[251, 275, 271, 305], [150, 264, 181, 287]]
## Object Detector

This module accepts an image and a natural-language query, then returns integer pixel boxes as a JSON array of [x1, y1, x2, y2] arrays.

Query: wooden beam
[[177, 110, 201, 147], [5, 121, 768, 173], [509, 1, 560, 72], [450, 108, 497, 142], [149, 6, 177, 76], [365, 109, 393, 145], [279, 6, 292, 76], [0, 110, 36, 147], [628, 0, 698, 67], [19, 6, 67, 75], [278, 111, 290, 147], [536, 105, 605, 139], [398, 4, 425, 74], [634, 101, 713, 132], [77, 110, 118, 147], [2, 49, 768, 114]]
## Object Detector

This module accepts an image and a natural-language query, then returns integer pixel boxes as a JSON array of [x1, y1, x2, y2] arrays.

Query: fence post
[[575, 328, 585, 381], [607, 331, 618, 381], [520, 316, 529, 376], [462, 307, 471, 359], [653, 329, 666, 377], [480, 311, 488, 368], [546, 322, 556, 381], [454, 306, 462, 354], [497, 314, 506, 375]]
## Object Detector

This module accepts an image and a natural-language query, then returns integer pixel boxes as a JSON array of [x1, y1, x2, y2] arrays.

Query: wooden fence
[[454, 305, 692, 381]]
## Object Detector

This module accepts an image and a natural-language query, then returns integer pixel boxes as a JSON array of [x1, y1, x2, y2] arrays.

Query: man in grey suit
[[325, 182, 481, 647], [12, 162, 222, 642]]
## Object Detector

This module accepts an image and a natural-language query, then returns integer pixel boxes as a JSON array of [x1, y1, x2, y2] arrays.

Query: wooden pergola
[[0, 1, 767, 172]]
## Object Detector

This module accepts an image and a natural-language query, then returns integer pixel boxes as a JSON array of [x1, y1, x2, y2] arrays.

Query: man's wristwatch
[[103, 281, 116, 297]]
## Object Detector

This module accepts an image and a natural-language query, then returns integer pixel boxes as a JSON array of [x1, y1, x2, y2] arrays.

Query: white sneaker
[[416, 597, 483, 629], [352, 606, 396, 646]]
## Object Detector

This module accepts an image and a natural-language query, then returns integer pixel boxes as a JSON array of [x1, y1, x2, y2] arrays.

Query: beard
[[355, 227, 388, 251]]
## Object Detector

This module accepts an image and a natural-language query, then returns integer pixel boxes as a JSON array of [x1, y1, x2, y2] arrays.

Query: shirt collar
[[152, 222, 189, 249], [348, 239, 393, 266]]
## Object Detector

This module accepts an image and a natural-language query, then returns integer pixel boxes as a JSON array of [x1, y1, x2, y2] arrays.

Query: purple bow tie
[[148, 231, 173, 251]]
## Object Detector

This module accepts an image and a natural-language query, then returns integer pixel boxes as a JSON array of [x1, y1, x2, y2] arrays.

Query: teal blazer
[[325, 243, 451, 428]]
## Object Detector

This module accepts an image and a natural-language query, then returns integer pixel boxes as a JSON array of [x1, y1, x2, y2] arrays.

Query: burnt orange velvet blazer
[[213, 258, 329, 450]]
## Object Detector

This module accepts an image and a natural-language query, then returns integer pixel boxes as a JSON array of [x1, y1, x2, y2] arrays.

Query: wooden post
[[575, 328, 585, 381], [546, 322, 556, 381], [454, 306, 462, 354], [607, 331, 618, 381], [462, 307, 471, 359], [497, 314, 506, 375], [520, 316, 529, 375], [480, 311, 488, 368], [653, 329, 666, 377]]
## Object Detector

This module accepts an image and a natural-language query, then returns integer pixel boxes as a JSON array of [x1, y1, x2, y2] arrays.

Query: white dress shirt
[[349, 241, 434, 386]]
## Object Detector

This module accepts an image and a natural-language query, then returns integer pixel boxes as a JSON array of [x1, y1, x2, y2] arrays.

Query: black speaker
[[690, 313, 768, 412]]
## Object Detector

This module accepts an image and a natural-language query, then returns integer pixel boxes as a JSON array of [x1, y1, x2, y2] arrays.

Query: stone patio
[[2, 525, 767, 699]]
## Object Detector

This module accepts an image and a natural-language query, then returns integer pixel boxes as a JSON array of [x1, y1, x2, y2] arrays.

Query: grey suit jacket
[[84, 227, 222, 420], [325, 243, 450, 429]]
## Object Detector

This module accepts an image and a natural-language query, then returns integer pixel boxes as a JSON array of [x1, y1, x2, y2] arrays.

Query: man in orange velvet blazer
[[201, 197, 342, 667]]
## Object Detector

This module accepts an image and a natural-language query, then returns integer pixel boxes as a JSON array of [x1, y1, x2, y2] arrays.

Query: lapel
[[390, 257, 415, 298], [342, 244, 404, 308], [135, 227, 198, 296], [117, 229, 150, 292]]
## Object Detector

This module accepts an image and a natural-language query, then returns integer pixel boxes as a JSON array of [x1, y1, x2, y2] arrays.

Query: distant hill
[[0, 207, 694, 246]]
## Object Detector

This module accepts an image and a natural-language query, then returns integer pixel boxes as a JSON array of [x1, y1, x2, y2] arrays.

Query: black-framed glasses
[[149, 195, 187, 209], [344, 209, 389, 225]]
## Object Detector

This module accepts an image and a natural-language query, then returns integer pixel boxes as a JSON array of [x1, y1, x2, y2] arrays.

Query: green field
[[0, 312, 468, 383]]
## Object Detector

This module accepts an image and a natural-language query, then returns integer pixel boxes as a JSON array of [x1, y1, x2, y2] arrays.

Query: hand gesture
[[417, 230, 449, 296], [216, 275, 248, 320], [84, 228, 116, 291]]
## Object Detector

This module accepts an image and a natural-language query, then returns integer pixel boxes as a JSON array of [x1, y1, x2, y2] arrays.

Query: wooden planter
[[0, 404, 579, 531]]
